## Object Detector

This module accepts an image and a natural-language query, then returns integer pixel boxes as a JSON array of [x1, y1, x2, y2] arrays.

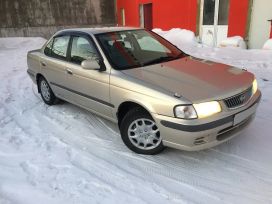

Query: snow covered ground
[[0, 34, 272, 204]]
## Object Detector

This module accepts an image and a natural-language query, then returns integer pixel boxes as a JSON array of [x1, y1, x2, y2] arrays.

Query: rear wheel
[[120, 108, 165, 155], [38, 76, 58, 105]]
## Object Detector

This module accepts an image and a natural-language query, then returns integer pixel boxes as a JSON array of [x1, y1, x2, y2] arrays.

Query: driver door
[[64, 34, 112, 118]]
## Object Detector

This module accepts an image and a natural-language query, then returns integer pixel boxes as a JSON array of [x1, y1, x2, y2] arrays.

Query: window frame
[[65, 32, 104, 66], [44, 38, 54, 57], [95, 29, 185, 70], [68, 34, 100, 65], [44, 34, 71, 61], [43, 31, 105, 68]]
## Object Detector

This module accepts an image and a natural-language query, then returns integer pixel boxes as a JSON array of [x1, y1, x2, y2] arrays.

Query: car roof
[[56, 27, 143, 36]]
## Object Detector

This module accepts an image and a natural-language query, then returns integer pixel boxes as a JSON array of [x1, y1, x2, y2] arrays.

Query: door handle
[[41, 61, 46, 67], [66, 69, 73, 75]]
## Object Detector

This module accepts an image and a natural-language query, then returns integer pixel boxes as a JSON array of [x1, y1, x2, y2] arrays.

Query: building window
[[218, 0, 230, 25], [203, 0, 230, 25], [203, 0, 215, 25]]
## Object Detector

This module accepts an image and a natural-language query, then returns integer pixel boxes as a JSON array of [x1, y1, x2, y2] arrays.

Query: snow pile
[[263, 39, 272, 50], [0, 35, 272, 204], [153, 28, 197, 49], [219, 36, 246, 49], [153, 29, 247, 49]]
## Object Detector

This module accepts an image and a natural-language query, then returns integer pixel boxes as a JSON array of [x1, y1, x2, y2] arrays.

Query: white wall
[[249, 0, 272, 48]]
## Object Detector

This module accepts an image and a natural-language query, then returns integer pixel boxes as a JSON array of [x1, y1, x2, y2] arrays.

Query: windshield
[[95, 29, 186, 70]]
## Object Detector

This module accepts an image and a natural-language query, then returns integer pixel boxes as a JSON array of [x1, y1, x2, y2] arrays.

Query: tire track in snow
[[1, 37, 272, 204], [27, 107, 201, 203], [8, 88, 272, 204]]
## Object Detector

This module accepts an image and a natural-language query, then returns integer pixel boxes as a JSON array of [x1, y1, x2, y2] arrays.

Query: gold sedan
[[27, 27, 261, 154]]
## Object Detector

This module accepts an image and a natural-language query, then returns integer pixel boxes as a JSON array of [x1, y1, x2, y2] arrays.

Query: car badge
[[240, 94, 246, 102]]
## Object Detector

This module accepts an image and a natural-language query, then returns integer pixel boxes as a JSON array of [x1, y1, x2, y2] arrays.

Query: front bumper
[[152, 91, 261, 151]]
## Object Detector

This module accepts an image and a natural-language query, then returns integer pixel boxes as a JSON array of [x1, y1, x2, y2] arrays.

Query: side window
[[44, 38, 53, 56], [70, 36, 99, 64], [51, 36, 70, 59]]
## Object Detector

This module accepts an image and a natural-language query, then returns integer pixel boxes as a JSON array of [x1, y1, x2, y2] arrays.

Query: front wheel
[[120, 108, 165, 155]]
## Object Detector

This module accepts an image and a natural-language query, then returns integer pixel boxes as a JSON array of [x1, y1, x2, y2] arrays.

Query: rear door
[[64, 34, 112, 118], [40, 35, 70, 98]]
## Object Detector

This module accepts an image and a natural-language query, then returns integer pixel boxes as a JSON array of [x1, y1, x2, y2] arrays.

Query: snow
[[219, 36, 247, 49], [1, 33, 272, 204], [153, 28, 197, 45], [263, 39, 272, 50]]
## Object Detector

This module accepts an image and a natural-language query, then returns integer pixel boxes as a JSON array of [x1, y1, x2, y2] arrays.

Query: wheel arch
[[36, 73, 45, 93], [117, 101, 154, 127]]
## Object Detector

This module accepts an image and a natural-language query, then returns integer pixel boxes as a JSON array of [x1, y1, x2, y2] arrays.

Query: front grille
[[224, 86, 252, 109]]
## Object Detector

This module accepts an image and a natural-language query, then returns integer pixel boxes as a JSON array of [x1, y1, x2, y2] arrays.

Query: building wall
[[117, 0, 198, 32], [248, 0, 272, 48], [0, 0, 115, 38], [117, 0, 251, 38], [228, 0, 249, 38], [117, 0, 271, 48], [117, 0, 139, 27]]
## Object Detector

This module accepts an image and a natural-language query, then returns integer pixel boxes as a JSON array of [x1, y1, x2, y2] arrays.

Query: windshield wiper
[[142, 56, 177, 66]]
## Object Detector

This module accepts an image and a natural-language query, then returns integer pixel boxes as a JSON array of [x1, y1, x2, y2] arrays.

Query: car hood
[[121, 56, 254, 103]]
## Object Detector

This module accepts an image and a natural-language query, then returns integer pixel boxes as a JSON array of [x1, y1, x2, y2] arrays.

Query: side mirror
[[81, 59, 100, 70]]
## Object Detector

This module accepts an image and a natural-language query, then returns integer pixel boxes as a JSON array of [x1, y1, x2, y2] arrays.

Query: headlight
[[193, 101, 222, 118], [252, 79, 258, 95], [174, 105, 197, 119], [174, 101, 221, 119]]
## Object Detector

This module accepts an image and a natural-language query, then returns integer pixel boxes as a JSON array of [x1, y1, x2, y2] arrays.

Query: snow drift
[[263, 39, 272, 50], [153, 28, 197, 48], [219, 36, 247, 49]]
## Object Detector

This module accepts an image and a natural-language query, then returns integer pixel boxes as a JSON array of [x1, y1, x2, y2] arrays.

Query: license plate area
[[233, 103, 258, 126]]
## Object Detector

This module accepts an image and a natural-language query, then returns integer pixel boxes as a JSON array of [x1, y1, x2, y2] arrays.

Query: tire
[[120, 108, 165, 155], [38, 76, 58, 105]]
